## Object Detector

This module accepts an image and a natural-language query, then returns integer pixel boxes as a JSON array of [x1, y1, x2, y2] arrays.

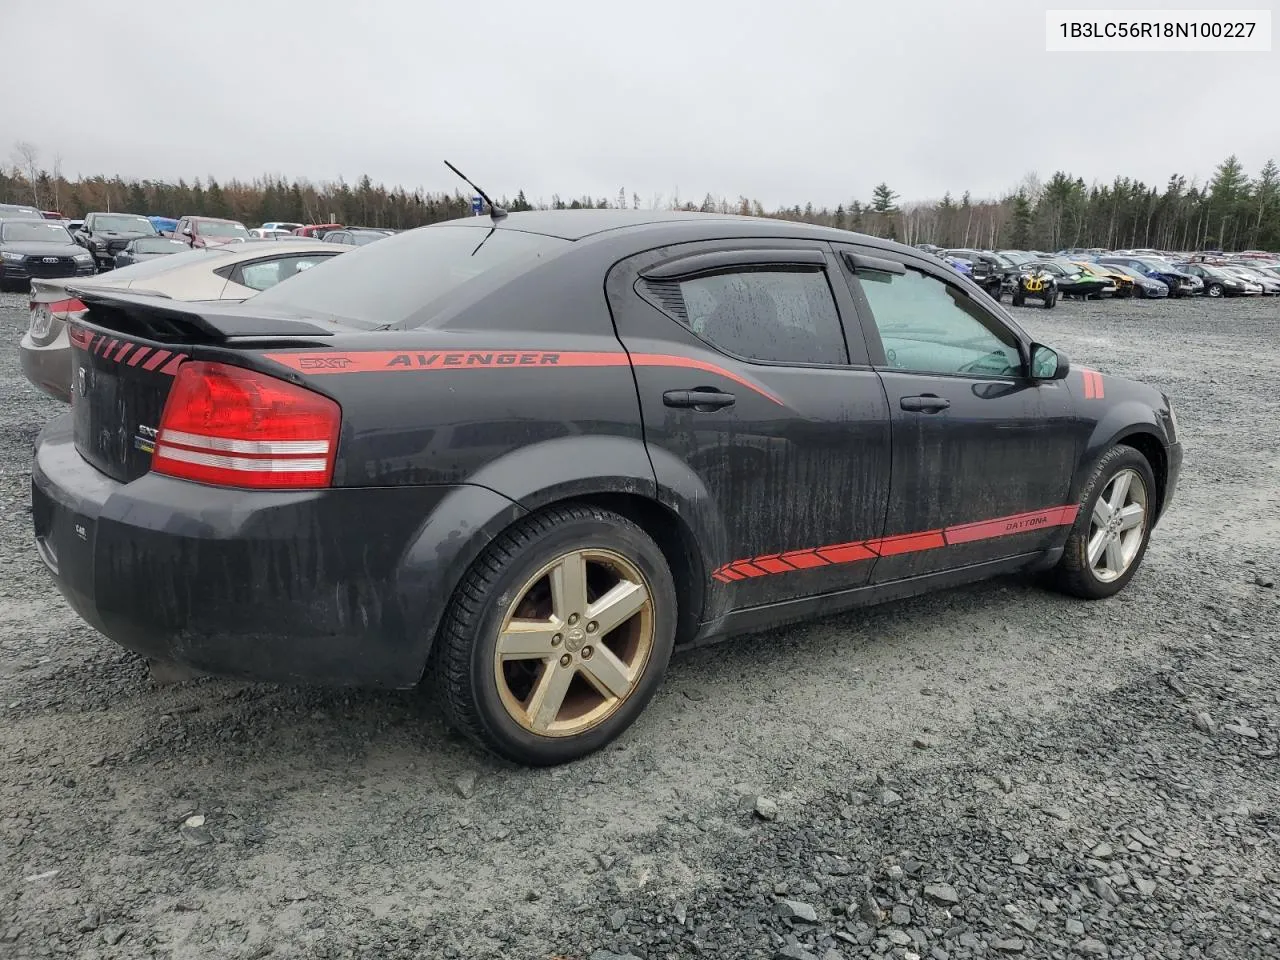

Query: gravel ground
[[0, 290, 1277, 960]]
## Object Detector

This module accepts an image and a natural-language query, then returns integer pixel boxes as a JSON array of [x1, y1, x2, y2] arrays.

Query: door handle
[[900, 394, 950, 413], [663, 388, 736, 411]]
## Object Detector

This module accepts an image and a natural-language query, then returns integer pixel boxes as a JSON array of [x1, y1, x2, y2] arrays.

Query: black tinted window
[[674, 268, 845, 365], [247, 225, 569, 327]]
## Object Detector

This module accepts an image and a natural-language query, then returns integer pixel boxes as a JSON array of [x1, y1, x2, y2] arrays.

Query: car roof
[[429, 209, 929, 257]]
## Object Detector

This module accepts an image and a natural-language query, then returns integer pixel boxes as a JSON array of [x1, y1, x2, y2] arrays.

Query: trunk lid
[[66, 291, 338, 484], [69, 322, 187, 483]]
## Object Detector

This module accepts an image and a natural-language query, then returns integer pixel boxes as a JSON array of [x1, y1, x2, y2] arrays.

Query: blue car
[[1099, 257, 1200, 298], [148, 216, 179, 236], [942, 254, 973, 276]]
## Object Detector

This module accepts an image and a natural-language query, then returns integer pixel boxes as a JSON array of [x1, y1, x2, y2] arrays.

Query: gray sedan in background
[[19, 238, 346, 402]]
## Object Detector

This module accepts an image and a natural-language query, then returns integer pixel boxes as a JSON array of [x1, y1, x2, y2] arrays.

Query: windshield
[[2, 221, 72, 243], [0, 204, 41, 218], [1137, 258, 1178, 273], [197, 220, 250, 238], [93, 215, 156, 234], [133, 237, 189, 254], [248, 225, 570, 328], [992, 253, 1016, 267]]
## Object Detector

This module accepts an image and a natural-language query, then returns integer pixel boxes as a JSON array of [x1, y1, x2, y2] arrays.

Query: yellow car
[[1073, 261, 1134, 298]]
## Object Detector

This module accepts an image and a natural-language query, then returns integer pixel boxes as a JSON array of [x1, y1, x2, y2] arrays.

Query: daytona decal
[[710, 505, 1080, 583], [263, 349, 786, 405]]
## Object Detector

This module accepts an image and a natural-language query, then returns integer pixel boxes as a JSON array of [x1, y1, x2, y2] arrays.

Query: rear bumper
[[31, 414, 515, 688], [19, 325, 71, 403]]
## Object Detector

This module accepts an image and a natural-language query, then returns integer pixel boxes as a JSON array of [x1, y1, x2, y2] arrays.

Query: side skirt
[[682, 549, 1060, 650]]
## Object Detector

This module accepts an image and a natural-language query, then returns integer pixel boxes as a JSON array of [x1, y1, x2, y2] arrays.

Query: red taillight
[[152, 361, 341, 490], [49, 297, 86, 315]]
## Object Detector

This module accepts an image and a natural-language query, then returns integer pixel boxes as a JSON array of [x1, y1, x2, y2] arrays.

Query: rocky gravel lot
[[0, 290, 1277, 960]]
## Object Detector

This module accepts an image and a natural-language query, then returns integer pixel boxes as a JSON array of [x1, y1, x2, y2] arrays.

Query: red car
[[292, 223, 343, 239], [41, 210, 65, 220], [174, 215, 251, 248]]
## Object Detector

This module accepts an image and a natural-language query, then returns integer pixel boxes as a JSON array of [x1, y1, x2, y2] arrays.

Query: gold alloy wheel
[[494, 548, 655, 737]]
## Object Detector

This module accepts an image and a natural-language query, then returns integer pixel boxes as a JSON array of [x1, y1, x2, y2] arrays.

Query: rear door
[[607, 240, 891, 612], [834, 244, 1079, 583]]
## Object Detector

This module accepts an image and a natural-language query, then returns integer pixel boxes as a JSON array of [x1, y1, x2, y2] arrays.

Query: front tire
[[1206, 283, 1223, 298], [1050, 445, 1157, 600], [433, 504, 677, 765], [1043, 289, 1058, 309]]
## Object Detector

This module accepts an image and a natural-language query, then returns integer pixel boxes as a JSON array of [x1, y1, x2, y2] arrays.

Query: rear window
[[246, 225, 569, 327]]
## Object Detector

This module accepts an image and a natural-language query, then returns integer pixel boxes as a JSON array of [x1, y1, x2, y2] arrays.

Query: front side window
[[673, 268, 846, 365], [854, 264, 1022, 378], [238, 254, 335, 292]]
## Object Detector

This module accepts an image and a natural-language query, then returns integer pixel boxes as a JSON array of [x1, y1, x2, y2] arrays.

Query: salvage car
[[323, 228, 393, 246], [0, 202, 45, 221], [1175, 263, 1254, 297], [944, 249, 1007, 300], [74, 212, 158, 271], [1073, 261, 1134, 298], [1010, 263, 1059, 308], [30, 210, 1182, 766], [1221, 265, 1280, 295], [113, 236, 190, 269], [173, 215, 251, 248], [1100, 257, 1200, 297], [20, 239, 343, 402], [1102, 263, 1170, 298], [1033, 260, 1113, 300], [0, 219, 95, 292]]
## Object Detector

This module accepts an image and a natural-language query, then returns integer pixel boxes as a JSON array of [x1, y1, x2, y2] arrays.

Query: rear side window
[[237, 254, 335, 292], [662, 268, 846, 365], [247, 226, 569, 327]]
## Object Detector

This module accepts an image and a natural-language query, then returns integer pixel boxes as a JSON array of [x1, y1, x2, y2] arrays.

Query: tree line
[[3, 141, 1276, 253]]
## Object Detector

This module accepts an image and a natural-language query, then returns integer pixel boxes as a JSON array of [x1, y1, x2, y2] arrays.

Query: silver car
[[20, 239, 345, 402]]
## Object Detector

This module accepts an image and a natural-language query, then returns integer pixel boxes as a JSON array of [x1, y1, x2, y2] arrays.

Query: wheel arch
[[1076, 411, 1171, 522], [401, 437, 721, 681]]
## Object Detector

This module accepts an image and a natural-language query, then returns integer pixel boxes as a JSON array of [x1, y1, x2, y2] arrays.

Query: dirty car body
[[31, 211, 1182, 761]]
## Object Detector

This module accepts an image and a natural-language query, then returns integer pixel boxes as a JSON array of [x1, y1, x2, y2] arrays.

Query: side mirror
[[182, 226, 194, 237], [1030, 343, 1069, 381]]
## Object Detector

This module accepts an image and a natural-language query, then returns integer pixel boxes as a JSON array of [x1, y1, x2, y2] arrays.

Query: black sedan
[[32, 211, 1182, 765], [0, 219, 95, 291], [113, 236, 192, 269], [1175, 262, 1252, 298]]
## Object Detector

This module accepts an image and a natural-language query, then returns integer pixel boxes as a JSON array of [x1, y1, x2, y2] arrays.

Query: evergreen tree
[[870, 183, 898, 213]]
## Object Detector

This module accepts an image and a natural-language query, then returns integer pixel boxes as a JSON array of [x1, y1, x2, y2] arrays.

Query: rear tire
[[1012, 291, 1025, 307], [1049, 445, 1157, 600], [433, 504, 677, 766]]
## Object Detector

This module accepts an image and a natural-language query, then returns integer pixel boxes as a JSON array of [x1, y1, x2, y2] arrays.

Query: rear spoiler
[[67, 289, 337, 342]]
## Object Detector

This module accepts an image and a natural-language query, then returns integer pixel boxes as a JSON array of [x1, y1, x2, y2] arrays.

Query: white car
[[249, 228, 295, 239], [20, 239, 346, 402]]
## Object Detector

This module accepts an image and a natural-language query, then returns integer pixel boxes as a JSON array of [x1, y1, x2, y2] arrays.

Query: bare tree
[[52, 154, 63, 211], [12, 141, 40, 206]]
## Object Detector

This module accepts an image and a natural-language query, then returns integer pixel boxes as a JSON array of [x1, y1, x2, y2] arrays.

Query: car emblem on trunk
[[78, 367, 87, 396]]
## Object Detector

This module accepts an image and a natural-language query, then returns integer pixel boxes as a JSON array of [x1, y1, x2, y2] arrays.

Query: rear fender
[[469, 436, 727, 611], [395, 483, 526, 681]]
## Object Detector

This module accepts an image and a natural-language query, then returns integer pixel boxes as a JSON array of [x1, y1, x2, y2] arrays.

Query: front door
[[834, 243, 1079, 583], [607, 240, 892, 613]]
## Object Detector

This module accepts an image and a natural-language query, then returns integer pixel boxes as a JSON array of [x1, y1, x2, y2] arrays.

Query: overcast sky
[[5, 0, 1277, 209]]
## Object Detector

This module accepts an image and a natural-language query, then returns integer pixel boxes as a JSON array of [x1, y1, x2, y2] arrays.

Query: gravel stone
[[924, 883, 959, 906], [755, 796, 780, 820], [777, 899, 818, 923]]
